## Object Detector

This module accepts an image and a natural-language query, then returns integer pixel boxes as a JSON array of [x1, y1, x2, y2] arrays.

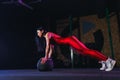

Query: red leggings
[[53, 36, 107, 61]]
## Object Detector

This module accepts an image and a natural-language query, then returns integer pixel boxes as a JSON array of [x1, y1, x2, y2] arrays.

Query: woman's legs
[[60, 36, 108, 61], [54, 35, 116, 71]]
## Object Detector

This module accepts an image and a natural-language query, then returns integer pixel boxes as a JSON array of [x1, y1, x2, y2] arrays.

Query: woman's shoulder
[[47, 32, 53, 34], [47, 32, 55, 36], [45, 32, 53, 39]]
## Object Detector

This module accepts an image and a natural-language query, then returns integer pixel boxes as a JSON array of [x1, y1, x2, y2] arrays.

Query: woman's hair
[[36, 26, 48, 34]]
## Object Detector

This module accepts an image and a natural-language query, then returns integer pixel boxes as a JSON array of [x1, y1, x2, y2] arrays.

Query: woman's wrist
[[45, 56, 48, 59]]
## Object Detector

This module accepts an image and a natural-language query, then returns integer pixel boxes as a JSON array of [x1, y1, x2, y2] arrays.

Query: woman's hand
[[40, 57, 48, 64]]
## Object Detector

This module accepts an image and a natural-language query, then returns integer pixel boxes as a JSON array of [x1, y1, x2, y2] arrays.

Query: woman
[[36, 26, 116, 71]]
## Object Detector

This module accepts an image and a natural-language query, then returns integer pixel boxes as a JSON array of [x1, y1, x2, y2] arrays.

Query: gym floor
[[0, 68, 120, 80]]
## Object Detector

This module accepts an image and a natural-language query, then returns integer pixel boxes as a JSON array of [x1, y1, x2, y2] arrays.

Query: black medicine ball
[[37, 58, 54, 71]]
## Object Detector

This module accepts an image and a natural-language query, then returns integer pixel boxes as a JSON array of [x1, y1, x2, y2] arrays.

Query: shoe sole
[[100, 68, 106, 70]]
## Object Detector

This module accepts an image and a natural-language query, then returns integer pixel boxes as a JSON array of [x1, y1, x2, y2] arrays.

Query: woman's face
[[37, 30, 44, 37]]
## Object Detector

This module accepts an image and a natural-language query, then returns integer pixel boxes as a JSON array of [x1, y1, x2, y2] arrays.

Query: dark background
[[0, 0, 119, 69]]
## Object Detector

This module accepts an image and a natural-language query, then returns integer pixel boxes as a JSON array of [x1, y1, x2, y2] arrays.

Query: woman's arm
[[44, 33, 50, 59], [48, 44, 54, 58], [40, 32, 51, 64]]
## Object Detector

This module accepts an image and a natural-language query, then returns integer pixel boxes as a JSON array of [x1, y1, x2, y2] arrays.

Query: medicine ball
[[37, 58, 54, 71]]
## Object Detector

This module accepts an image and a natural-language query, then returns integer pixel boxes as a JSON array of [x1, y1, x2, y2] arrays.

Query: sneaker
[[99, 61, 106, 70], [105, 58, 116, 71]]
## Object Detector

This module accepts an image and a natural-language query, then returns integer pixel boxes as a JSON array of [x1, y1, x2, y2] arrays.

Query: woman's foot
[[105, 58, 116, 71], [99, 61, 106, 70]]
